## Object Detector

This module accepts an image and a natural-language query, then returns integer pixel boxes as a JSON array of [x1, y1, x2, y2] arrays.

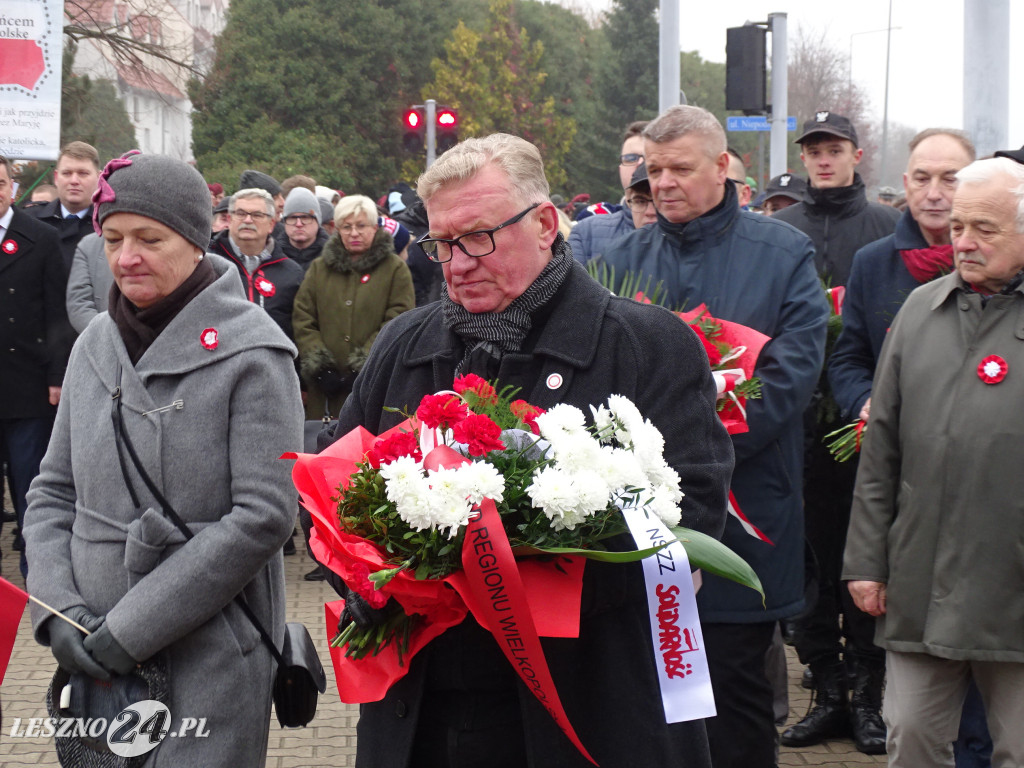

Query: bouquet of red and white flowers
[[288, 376, 760, 758]]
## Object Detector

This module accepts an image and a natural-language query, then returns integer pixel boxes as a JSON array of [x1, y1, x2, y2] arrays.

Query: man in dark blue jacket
[[567, 121, 646, 264], [601, 105, 828, 768]]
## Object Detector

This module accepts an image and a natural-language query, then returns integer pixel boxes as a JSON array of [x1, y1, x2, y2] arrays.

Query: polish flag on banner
[[0, 578, 29, 684]]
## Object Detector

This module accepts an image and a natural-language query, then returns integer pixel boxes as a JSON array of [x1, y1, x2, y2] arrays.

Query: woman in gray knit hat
[[24, 152, 304, 766]]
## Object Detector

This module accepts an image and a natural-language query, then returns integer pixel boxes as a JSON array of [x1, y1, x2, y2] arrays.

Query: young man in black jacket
[[775, 111, 899, 755]]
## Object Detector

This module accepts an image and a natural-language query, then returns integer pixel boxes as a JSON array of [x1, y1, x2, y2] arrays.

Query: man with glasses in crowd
[[280, 187, 329, 270], [321, 132, 734, 768], [208, 188, 305, 340], [567, 121, 648, 264]]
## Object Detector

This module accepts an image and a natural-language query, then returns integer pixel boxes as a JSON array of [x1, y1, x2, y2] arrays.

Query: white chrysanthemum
[[453, 460, 505, 504], [426, 465, 462, 497], [594, 446, 647, 492], [590, 404, 614, 444], [571, 469, 612, 516], [380, 456, 429, 506], [549, 432, 605, 473], [430, 490, 475, 538], [526, 466, 609, 531], [379, 454, 423, 484], [535, 404, 588, 442], [649, 487, 683, 528], [604, 394, 645, 446], [526, 465, 578, 520], [632, 424, 667, 469], [644, 462, 682, 499], [393, 494, 436, 531]]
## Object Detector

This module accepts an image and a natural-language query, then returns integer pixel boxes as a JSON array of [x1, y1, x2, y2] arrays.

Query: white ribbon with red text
[[621, 504, 716, 723]]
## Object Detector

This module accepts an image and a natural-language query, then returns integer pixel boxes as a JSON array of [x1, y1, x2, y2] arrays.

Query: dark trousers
[[794, 443, 882, 666], [704, 621, 778, 768], [0, 416, 54, 577]]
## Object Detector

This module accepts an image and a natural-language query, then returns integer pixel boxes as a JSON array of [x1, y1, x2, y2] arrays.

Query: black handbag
[[112, 366, 327, 728]]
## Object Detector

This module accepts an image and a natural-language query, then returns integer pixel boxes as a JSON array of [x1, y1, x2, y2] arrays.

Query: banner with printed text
[[0, 0, 63, 160]]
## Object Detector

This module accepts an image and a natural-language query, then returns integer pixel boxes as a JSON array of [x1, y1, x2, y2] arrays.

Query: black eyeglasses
[[619, 153, 643, 166], [230, 210, 272, 222], [626, 196, 654, 211], [283, 214, 317, 225], [417, 203, 541, 263]]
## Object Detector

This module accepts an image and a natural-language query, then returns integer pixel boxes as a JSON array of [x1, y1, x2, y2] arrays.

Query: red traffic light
[[404, 108, 422, 130], [436, 108, 458, 128]]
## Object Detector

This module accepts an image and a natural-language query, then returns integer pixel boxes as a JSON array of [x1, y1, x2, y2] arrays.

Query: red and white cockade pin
[[1, 239, 17, 255], [360, 274, 371, 284], [200, 327, 219, 351], [255, 277, 276, 298], [978, 355, 1008, 384]]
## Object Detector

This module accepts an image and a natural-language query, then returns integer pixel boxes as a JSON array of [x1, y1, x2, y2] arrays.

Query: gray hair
[[230, 188, 276, 217], [417, 133, 550, 207], [334, 194, 379, 229], [955, 157, 1024, 233], [643, 105, 727, 160]]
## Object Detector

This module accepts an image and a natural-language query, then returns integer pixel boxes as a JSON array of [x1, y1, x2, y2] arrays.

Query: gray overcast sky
[[573, 0, 1023, 149]]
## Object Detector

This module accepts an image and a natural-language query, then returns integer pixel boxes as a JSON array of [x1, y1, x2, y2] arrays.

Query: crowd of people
[[1, 100, 1022, 767]]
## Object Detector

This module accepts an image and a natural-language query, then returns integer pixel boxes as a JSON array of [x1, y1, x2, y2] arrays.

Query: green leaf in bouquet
[[511, 542, 669, 562], [669, 526, 765, 601]]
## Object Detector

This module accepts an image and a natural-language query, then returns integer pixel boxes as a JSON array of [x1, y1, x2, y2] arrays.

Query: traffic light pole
[[768, 13, 788, 180], [425, 99, 437, 169]]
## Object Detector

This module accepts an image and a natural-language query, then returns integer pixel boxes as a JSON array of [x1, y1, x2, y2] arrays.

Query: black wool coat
[[333, 258, 734, 768], [25, 200, 95, 274], [0, 208, 71, 419]]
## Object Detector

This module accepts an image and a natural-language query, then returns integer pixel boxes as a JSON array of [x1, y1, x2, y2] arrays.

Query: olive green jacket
[[293, 229, 415, 419], [844, 271, 1024, 661]]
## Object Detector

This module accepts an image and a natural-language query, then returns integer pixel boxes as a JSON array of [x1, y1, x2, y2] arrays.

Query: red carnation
[[350, 562, 389, 608], [416, 394, 468, 430], [451, 413, 505, 456], [453, 373, 497, 403], [367, 431, 422, 468], [510, 399, 545, 435]]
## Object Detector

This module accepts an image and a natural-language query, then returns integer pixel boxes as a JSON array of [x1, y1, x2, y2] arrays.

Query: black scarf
[[109, 259, 217, 364], [442, 234, 573, 375]]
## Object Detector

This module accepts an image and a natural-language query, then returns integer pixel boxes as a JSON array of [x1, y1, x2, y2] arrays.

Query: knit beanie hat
[[318, 198, 335, 226], [283, 187, 322, 225], [239, 169, 281, 198], [93, 152, 212, 252]]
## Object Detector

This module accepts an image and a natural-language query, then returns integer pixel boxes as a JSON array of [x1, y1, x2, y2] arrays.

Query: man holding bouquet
[[325, 133, 735, 767]]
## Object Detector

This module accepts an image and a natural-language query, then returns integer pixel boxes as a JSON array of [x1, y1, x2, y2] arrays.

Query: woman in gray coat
[[24, 153, 304, 766]]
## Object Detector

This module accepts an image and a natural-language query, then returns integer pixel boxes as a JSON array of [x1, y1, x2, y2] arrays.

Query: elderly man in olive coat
[[844, 156, 1024, 767]]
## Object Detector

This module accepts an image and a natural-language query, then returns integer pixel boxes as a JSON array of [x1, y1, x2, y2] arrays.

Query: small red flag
[[0, 577, 29, 685]]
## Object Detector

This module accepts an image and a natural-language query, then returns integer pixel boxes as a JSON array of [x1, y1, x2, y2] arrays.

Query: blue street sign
[[726, 116, 798, 132]]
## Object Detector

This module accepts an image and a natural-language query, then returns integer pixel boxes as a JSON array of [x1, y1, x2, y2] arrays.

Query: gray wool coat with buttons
[[25, 255, 304, 766]]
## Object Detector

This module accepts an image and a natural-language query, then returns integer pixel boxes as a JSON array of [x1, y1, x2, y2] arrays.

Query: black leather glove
[[338, 589, 391, 632], [316, 366, 352, 399], [47, 607, 109, 679], [84, 621, 138, 676]]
